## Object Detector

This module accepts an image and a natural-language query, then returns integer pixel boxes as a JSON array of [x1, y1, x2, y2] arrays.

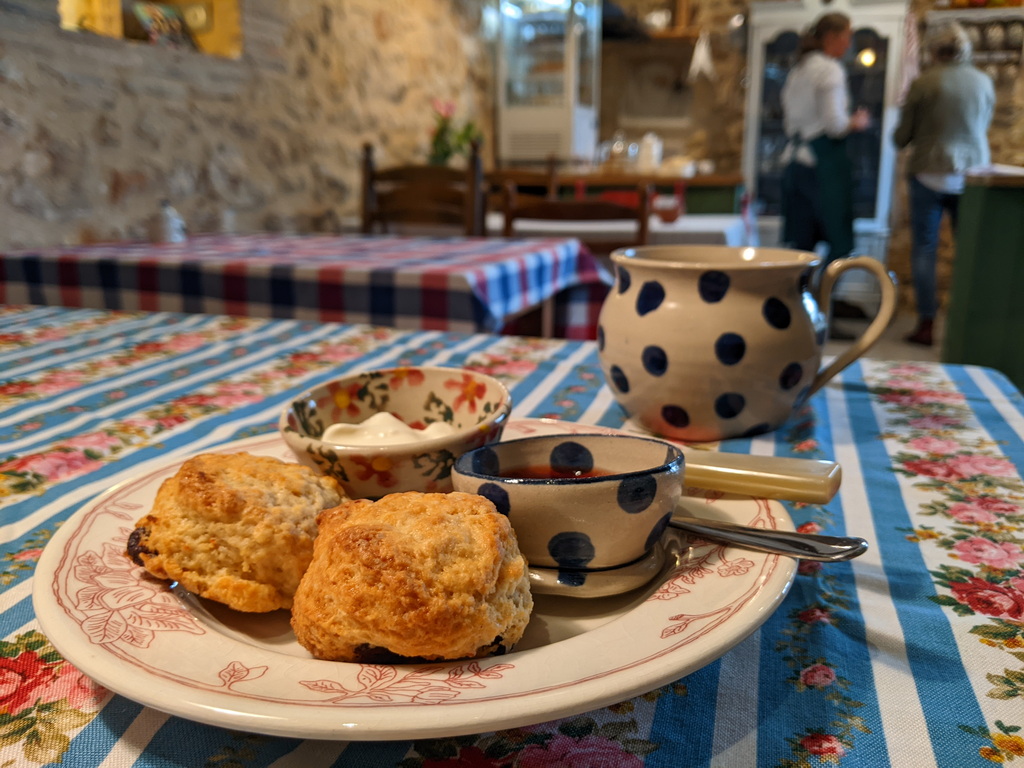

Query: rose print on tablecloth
[[0, 631, 107, 765], [396, 712, 660, 767], [872, 361, 1024, 764], [1, 529, 55, 587], [0, 322, 399, 500]]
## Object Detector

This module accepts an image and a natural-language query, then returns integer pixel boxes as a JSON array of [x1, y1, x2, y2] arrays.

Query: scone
[[126, 452, 346, 612], [291, 491, 533, 662]]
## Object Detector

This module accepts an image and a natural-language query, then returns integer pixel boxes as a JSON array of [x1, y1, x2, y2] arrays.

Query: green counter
[[942, 171, 1024, 390]]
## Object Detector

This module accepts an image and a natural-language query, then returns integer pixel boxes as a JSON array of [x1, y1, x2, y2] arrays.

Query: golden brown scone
[[291, 491, 533, 662], [126, 452, 346, 613]]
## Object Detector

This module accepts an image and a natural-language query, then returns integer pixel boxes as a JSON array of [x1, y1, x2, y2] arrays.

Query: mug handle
[[807, 256, 898, 397]]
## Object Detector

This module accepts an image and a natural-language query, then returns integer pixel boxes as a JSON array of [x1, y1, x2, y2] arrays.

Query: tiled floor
[[825, 310, 941, 364]]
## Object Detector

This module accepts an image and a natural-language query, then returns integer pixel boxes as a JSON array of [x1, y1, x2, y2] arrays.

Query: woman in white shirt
[[780, 14, 870, 269]]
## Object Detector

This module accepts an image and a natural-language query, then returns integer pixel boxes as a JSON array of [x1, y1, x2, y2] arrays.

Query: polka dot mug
[[597, 246, 897, 442]]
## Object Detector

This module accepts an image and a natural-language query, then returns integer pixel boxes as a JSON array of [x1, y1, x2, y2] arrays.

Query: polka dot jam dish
[[451, 434, 684, 572]]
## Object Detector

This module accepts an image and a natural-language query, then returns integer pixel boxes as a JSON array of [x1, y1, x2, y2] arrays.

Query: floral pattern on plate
[[32, 430, 795, 740]]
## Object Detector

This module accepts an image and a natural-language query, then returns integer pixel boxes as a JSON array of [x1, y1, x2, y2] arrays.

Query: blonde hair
[[927, 22, 972, 63]]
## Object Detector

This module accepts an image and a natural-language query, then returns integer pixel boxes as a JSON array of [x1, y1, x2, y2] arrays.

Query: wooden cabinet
[[942, 170, 1024, 390]]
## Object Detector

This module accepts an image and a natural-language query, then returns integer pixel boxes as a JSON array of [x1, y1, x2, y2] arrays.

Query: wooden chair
[[484, 166, 559, 224], [361, 142, 485, 236], [501, 181, 653, 257]]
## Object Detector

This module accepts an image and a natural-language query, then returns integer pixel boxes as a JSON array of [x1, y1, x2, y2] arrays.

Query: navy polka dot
[[617, 265, 631, 293], [548, 531, 595, 569], [662, 404, 690, 428], [715, 333, 746, 365], [597, 325, 605, 351], [715, 393, 746, 419], [471, 447, 500, 476], [557, 570, 588, 587], [645, 513, 672, 550], [780, 362, 803, 390], [550, 441, 593, 476], [636, 281, 666, 316], [477, 482, 510, 515], [763, 297, 791, 329], [699, 270, 730, 302], [742, 423, 772, 438], [617, 474, 658, 514], [610, 365, 630, 393], [642, 345, 668, 376]]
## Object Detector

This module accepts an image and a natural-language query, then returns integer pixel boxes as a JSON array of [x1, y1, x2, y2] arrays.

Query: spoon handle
[[669, 515, 869, 562]]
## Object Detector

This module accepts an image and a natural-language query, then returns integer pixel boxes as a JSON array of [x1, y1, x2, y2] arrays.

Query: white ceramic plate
[[33, 423, 796, 741]]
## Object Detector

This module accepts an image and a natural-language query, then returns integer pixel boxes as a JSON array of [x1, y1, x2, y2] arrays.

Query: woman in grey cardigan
[[893, 22, 994, 346]]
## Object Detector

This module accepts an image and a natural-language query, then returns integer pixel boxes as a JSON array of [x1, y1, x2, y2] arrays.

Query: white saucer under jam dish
[[33, 427, 796, 741], [527, 535, 673, 598]]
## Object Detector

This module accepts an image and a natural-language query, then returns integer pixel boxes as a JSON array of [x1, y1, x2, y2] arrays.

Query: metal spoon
[[669, 515, 869, 562]]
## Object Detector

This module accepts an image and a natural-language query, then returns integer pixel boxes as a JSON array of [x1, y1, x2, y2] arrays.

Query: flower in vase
[[428, 98, 482, 166]]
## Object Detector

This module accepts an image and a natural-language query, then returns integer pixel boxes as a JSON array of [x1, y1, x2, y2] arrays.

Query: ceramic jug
[[597, 246, 897, 442]]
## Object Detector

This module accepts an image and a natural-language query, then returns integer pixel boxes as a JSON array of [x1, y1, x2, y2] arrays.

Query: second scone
[[291, 491, 533, 662]]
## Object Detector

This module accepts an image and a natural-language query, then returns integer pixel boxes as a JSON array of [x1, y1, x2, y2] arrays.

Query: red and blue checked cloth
[[0, 233, 611, 339]]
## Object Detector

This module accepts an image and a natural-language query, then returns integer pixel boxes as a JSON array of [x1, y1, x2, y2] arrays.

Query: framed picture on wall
[[131, 2, 197, 49]]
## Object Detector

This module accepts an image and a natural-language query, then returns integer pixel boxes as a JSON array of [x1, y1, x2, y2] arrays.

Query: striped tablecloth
[[0, 234, 608, 339], [2, 305, 1023, 767]]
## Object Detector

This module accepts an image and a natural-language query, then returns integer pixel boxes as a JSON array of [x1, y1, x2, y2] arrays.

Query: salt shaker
[[159, 200, 188, 244], [638, 132, 663, 172]]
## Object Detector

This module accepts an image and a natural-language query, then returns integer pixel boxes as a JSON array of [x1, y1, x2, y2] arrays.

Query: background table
[[0, 234, 608, 339], [2, 305, 1023, 767], [486, 211, 757, 247]]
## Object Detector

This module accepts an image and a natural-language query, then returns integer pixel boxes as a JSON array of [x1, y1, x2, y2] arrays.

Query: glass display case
[[743, 0, 906, 268], [496, 0, 601, 164]]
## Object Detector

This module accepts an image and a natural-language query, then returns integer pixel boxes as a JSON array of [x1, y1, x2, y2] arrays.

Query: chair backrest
[[501, 181, 652, 256], [484, 167, 558, 218], [361, 142, 485, 236]]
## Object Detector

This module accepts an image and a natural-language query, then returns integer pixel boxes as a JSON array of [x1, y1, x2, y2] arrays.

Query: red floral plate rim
[[32, 423, 796, 740]]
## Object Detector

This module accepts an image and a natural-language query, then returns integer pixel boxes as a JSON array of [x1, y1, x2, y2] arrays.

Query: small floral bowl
[[452, 434, 684, 575], [278, 366, 512, 499]]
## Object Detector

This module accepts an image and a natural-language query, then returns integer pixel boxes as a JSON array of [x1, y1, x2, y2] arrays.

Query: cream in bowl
[[321, 411, 459, 445], [279, 366, 512, 499], [452, 434, 684, 594]]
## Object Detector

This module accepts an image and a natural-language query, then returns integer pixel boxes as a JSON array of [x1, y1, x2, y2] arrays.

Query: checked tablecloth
[[0, 234, 608, 339]]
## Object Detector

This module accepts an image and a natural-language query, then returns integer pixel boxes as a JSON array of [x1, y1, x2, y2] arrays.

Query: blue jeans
[[908, 176, 961, 321]]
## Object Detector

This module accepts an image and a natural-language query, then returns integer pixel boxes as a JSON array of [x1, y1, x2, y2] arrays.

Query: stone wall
[[2, 0, 1020, 313], [0, 0, 491, 248]]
